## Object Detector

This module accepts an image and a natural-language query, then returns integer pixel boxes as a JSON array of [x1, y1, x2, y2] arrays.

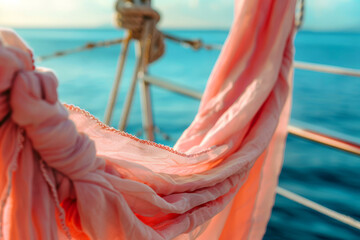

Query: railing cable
[[37, 38, 124, 62], [276, 187, 360, 230], [162, 33, 222, 50], [294, 61, 360, 77]]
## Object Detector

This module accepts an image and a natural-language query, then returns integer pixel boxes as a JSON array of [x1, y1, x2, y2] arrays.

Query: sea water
[[14, 28, 360, 239]]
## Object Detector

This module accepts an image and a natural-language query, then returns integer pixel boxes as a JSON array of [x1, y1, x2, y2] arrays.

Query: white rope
[[276, 186, 360, 230]]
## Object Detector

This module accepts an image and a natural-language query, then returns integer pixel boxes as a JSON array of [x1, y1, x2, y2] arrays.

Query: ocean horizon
[[12, 28, 360, 239]]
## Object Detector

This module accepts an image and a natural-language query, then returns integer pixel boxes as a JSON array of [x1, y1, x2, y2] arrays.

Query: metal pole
[[138, 20, 155, 141], [143, 75, 203, 100], [139, 78, 155, 140], [294, 61, 360, 78], [104, 32, 132, 125], [288, 125, 360, 156], [118, 20, 153, 131], [276, 187, 360, 230]]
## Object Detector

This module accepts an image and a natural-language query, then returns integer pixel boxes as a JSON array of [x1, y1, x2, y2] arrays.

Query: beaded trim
[[64, 104, 215, 158]]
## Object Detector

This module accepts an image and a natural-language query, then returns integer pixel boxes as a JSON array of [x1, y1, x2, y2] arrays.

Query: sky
[[0, 0, 359, 31]]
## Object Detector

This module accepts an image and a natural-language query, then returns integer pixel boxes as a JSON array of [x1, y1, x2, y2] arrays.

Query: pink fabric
[[0, 0, 295, 239]]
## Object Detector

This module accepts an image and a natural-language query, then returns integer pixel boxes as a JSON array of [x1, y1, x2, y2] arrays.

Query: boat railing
[[134, 60, 360, 232], [294, 61, 360, 77]]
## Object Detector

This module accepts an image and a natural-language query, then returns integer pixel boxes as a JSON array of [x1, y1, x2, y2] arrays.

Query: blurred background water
[[15, 28, 360, 239]]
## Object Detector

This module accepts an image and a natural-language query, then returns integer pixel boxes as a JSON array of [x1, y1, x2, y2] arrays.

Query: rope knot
[[114, 0, 165, 63], [189, 39, 203, 50]]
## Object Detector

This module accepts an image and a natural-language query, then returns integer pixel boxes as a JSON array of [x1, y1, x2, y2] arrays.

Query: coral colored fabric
[[0, 0, 295, 239]]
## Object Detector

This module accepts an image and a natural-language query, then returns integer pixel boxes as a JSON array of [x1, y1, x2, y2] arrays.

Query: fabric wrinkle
[[0, 0, 296, 239]]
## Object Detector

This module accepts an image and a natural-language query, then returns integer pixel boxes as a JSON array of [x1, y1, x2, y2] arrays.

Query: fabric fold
[[0, 0, 296, 239]]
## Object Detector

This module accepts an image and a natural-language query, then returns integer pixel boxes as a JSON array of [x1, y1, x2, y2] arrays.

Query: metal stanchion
[[104, 32, 132, 125], [118, 19, 153, 131]]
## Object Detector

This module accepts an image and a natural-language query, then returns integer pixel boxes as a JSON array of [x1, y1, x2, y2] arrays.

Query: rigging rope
[[162, 33, 222, 50], [37, 35, 221, 62], [37, 38, 124, 61]]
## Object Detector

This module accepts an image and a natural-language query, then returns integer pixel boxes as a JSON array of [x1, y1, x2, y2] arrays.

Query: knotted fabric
[[0, 0, 296, 239]]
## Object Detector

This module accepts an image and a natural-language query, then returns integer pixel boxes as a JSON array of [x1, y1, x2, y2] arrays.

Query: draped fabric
[[0, 0, 296, 239]]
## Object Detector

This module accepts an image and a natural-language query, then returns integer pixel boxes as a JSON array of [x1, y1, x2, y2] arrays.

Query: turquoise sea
[[15, 28, 360, 239]]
